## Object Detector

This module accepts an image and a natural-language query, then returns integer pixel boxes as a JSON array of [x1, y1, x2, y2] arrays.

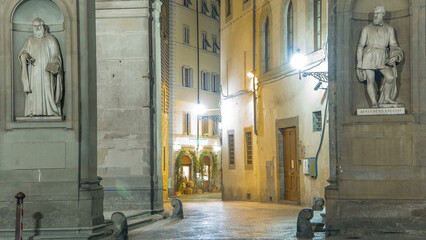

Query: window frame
[[228, 130, 235, 168], [211, 2, 219, 19], [244, 128, 253, 167], [202, 116, 209, 135], [225, 0, 232, 20], [314, 0, 322, 51], [287, 1, 294, 60], [183, 0, 192, 8], [202, 31, 211, 50], [212, 34, 220, 53], [262, 17, 270, 73], [183, 25, 190, 45], [211, 73, 220, 93], [183, 112, 191, 135], [200, 71, 210, 91], [201, 0, 209, 15], [182, 66, 193, 88]]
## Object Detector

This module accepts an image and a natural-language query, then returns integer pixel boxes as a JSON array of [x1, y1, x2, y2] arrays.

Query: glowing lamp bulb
[[247, 72, 254, 78], [290, 51, 307, 70], [195, 104, 206, 114]]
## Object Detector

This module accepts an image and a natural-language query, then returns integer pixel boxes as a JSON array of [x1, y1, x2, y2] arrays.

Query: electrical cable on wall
[[312, 89, 329, 178]]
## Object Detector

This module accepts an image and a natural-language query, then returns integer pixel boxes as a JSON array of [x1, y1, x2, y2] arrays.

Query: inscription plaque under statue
[[357, 106, 405, 115]]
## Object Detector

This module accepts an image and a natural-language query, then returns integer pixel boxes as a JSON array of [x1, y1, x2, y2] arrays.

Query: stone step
[[311, 208, 326, 232]]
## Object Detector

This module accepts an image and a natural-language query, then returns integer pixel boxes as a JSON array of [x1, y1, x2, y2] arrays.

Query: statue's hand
[[28, 56, 35, 65], [385, 57, 396, 66], [23, 86, 32, 93], [356, 68, 367, 82]]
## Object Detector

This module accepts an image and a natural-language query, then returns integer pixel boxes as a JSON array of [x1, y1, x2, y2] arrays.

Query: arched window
[[287, 1, 294, 60], [263, 17, 270, 73], [314, 0, 322, 50]]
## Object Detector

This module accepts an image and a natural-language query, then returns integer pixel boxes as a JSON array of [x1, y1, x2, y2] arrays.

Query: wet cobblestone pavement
[[129, 194, 325, 240]]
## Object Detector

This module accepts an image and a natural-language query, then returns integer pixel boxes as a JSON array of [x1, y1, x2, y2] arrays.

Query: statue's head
[[373, 6, 385, 25], [32, 18, 46, 39]]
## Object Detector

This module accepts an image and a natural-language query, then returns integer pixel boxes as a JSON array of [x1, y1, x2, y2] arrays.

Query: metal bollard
[[15, 192, 25, 240]]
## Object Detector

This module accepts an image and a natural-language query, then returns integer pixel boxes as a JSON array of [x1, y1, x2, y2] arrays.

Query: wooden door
[[283, 127, 298, 201]]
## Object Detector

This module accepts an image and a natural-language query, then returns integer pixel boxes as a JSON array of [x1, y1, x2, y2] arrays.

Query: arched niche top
[[259, 1, 272, 25], [352, 0, 410, 20], [13, 0, 64, 25], [353, 0, 409, 13]]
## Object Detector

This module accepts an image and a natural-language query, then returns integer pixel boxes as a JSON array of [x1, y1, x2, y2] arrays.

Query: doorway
[[278, 127, 298, 202], [202, 156, 211, 191], [181, 155, 192, 181]]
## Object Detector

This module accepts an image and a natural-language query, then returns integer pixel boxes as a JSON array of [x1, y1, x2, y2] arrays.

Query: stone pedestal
[[0, 0, 104, 239], [327, 0, 426, 238]]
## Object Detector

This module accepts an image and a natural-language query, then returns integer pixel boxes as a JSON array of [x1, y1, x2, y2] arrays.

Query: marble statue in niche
[[19, 18, 63, 117], [356, 6, 404, 108]]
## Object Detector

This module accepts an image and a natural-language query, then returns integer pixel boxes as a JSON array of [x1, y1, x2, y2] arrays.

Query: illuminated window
[[202, 116, 209, 135], [314, 0, 322, 50], [212, 118, 219, 136], [287, 1, 294, 60]]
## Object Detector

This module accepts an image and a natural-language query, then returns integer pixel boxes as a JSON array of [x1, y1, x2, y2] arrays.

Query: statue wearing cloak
[[19, 18, 63, 116]]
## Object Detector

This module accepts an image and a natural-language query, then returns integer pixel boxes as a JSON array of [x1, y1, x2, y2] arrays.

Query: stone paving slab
[[128, 199, 325, 240]]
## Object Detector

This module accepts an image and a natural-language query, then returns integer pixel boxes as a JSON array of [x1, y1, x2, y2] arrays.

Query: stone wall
[[96, 0, 154, 211], [326, 0, 426, 237], [0, 0, 103, 238]]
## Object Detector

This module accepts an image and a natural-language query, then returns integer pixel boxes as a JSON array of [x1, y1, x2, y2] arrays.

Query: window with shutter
[[314, 0, 322, 50], [228, 131, 235, 166], [245, 130, 253, 165], [182, 66, 193, 88]]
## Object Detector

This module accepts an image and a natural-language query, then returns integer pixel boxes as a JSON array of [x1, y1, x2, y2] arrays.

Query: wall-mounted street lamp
[[290, 49, 328, 90]]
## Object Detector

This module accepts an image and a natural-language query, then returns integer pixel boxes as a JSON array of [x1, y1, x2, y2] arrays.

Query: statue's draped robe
[[357, 23, 403, 102], [19, 34, 63, 116]]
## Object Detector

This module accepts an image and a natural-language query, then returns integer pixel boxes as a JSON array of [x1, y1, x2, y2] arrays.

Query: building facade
[[220, 0, 329, 206], [168, 0, 222, 196]]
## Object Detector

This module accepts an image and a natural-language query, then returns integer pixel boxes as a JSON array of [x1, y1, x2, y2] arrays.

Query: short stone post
[[111, 212, 128, 240], [15, 192, 25, 240], [312, 197, 325, 211], [171, 198, 183, 219], [296, 208, 314, 238]]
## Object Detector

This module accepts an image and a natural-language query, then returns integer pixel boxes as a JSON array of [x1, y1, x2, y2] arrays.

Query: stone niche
[[0, 0, 104, 239], [350, 0, 411, 113], [12, 0, 68, 118], [326, 0, 426, 238]]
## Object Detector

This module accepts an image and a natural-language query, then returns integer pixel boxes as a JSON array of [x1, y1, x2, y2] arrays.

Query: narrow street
[[128, 193, 325, 239]]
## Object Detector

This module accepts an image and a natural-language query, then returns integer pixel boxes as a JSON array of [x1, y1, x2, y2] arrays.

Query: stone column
[[151, 0, 164, 211]]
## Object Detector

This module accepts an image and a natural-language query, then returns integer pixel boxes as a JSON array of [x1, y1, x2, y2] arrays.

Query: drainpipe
[[253, 0, 258, 136], [196, 0, 200, 149]]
